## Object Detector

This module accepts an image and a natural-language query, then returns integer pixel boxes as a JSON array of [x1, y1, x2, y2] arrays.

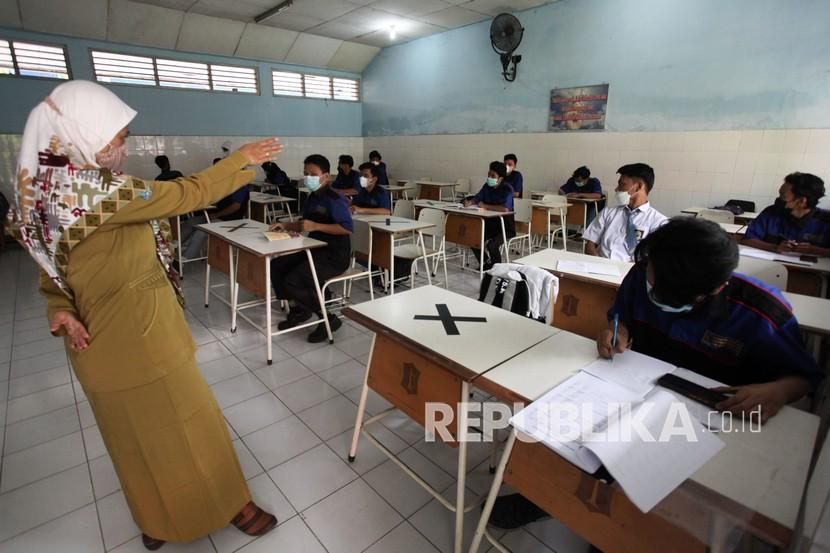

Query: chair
[[321, 218, 376, 308], [726, 199, 756, 213], [540, 194, 569, 251], [699, 208, 735, 224], [506, 198, 532, 257], [454, 178, 471, 200], [394, 208, 448, 291], [392, 199, 415, 220], [736, 256, 788, 289]]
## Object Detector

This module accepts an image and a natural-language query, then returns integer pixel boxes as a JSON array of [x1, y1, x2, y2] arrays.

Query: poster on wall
[[549, 84, 609, 131]]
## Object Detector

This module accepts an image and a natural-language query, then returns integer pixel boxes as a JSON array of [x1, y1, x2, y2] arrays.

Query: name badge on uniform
[[700, 330, 743, 356]]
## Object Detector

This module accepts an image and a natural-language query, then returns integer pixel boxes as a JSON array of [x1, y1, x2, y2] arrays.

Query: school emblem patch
[[561, 294, 580, 317], [457, 224, 467, 239], [401, 363, 420, 395], [574, 473, 612, 516], [701, 330, 743, 356]]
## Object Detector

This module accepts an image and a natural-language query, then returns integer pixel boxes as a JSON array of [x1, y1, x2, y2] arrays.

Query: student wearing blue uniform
[[270, 154, 353, 342], [559, 165, 603, 225], [503, 153, 523, 198], [261, 161, 295, 198], [154, 155, 183, 181], [351, 162, 391, 215], [464, 161, 516, 270], [331, 154, 360, 195], [742, 172, 830, 257], [368, 150, 390, 186], [489, 217, 820, 533]]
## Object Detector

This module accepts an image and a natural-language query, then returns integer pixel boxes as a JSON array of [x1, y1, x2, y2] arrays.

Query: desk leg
[[229, 245, 239, 333], [390, 239, 396, 296], [204, 236, 211, 308], [306, 249, 333, 344], [285, 201, 293, 222], [468, 430, 517, 553], [176, 215, 184, 279], [500, 216, 510, 264], [265, 256, 273, 365], [348, 334, 376, 462], [561, 207, 567, 251], [479, 223, 486, 283], [455, 381, 470, 553], [547, 211, 552, 250]]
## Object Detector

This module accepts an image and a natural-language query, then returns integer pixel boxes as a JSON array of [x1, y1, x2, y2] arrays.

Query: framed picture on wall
[[549, 84, 609, 131]]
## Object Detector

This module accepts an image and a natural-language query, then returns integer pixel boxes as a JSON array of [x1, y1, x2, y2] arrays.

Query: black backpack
[[478, 272, 544, 323]]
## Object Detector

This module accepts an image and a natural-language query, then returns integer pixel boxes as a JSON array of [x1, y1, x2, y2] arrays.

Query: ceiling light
[[389, 25, 397, 40], [254, 0, 293, 24]]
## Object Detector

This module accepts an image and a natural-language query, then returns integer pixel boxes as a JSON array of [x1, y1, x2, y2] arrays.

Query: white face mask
[[359, 176, 370, 188], [615, 190, 631, 205], [645, 280, 694, 313], [506, 165, 513, 174], [371, 160, 380, 166]]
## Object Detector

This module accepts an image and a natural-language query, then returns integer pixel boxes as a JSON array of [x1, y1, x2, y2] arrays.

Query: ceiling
[[0, 0, 552, 72]]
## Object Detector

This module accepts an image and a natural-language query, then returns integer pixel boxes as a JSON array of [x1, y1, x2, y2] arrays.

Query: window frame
[[0, 38, 72, 82], [270, 68, 360, 103]]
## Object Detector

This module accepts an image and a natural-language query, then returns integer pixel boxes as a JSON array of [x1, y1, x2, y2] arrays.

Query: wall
[[361, 0, 830, 215], [0, 27, 363, 137]]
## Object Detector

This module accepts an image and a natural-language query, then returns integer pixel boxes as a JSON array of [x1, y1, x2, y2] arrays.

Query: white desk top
[[414, 180, 457, 187], [198, 219, 268, 238], [413, 200, 513, 219], [682, 206, 759, 220], [343, 285, 557, 381], [719, 223, 746, 234], [383, 184, 415, 191], [784, 292, 830, 335], [249, 191, 294, 204], [740, 246, 830, 275], [516, 248, 634, 286], [225, 230, 326, 257], [352, 214, 434, 234]]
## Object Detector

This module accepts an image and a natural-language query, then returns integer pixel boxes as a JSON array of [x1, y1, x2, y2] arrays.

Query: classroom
[[0, 0, 829, 552]]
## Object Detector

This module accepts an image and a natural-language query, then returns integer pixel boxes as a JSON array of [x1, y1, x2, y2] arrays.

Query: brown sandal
[[142, 533, 165, 550], [231, 501, 278, 537]]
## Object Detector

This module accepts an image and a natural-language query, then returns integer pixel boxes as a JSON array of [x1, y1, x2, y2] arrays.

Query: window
[[271, 70, 359, 102], [91, 49, 258, 94], [0, 39, 70, 80], [272, 71, 303, 97]]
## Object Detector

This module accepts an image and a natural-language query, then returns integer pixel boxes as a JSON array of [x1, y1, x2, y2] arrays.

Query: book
[[263, 231, 299, 241]]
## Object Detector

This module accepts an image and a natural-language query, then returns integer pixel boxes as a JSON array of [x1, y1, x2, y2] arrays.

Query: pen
[[610, 313, 619, 363]]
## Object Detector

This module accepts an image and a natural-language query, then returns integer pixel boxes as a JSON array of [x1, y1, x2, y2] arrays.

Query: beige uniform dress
[[39, 152, 254, 542]]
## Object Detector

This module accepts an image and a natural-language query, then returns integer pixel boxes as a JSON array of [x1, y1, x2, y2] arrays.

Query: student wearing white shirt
[[582, 163, 667, 261]]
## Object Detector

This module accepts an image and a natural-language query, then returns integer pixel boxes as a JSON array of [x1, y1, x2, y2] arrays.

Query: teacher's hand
[[239, 138, 283, 165], [50, 310, 90, 351]]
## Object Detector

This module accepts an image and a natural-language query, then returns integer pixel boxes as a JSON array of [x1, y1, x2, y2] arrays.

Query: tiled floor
[[0, 244, 589, 553]]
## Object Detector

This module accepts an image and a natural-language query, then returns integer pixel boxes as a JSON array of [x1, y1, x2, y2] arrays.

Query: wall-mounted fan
[[490, 13, 524, 82]]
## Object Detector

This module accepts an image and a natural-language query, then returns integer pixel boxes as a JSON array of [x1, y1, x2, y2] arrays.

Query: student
[[582, 163, 667, 261], [489, 217, 820, 531], [742, 172, 830, 257], [331, 154, 360, 194], [261, 161, 295, 198], [221, 140, 232, 158], [368, 150, 389, 186], [559, 165, 602, 224], [463, 161, 515, 270], [270, 154, 352, 342], [351, 162, 391, 215], [154, 154, 183, 181], [503, 153, 524, 198]]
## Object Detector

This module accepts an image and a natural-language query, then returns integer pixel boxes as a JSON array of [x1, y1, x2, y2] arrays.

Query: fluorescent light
[[254, 0, 293, 23], [389, 25, 396, 40]]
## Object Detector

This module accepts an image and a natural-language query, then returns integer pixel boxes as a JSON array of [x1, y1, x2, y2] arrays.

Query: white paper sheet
[[739, 246, 817, 266], [582, 349, 674, 397], [557, 259, 621, 276]]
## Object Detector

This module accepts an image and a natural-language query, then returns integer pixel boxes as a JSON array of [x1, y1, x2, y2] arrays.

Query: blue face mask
[[305, 175, 322, 192], [486, 177, 499, 187], [645, 280, 694, 313]]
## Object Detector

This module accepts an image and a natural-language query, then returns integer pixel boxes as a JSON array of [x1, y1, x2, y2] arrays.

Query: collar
[[625, 201, 651, 214]]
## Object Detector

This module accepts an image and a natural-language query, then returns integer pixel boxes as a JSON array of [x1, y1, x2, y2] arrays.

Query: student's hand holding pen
[[776, 240, 798, 253], [597, 321, 630, 359]]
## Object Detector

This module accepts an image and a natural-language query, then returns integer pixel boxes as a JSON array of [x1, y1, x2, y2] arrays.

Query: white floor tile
[[343, 385, 394, 417], [251, 358, 312, 390], [195, 342, 233, 365], [242, 416, 321, 470], [268, 444, 357, 512], [302, 479, 402, 553], [111, 534, 215, 552], [77, 400, 97, 428], [316, 360, 366, 393], [235, 342, 293, 370], [3, 404, 80, 455], [8, 348, 68, 379], [524, 517, 589, 553], [7, 365, 71, 399], [82, 425, 108, 460], [363, 521, 440, 553], [198, 355, 250, 386], [297, 395, 357, 441], [233, 516, 325, 553], [5, 383, 75, 425], [332, 334, 373, 359], [325, 425, 409, 476], [295, 346, 352, 373], [1, 431, 86, 493], [210, 373, 268, 409], [272, 374, 339, 413], [231, 439, 264, 480], [0, 503, 103, 553], [223, 392, 292, 437], [89, 454, 121, 500], [97, 490, 140, 551], [10, 336, 65, 362]]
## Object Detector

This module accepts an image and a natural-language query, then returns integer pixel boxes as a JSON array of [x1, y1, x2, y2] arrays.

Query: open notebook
[[510, 350, 725, 512]]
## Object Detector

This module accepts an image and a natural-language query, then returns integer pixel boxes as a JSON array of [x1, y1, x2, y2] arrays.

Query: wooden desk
[[352, 214, 435, 294], [199, 218, 332, 363], [414, 200, 514, 283], [382, 183, 414, 203], [468, 332, 820, 553], [784, 292, 830, 336], [248, 191, 295, 223], [516, 249, 633, 339], [740, 246, 830, 297], [344, 286, 557, 553], [415, 180, 457, 201]]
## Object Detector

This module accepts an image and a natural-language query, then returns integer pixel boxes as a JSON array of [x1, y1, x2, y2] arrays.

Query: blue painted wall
[[362, 0, 830, 136], [0, 27, 362, 136]]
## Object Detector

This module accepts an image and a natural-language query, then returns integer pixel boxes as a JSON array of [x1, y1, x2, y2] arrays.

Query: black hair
[[618, 163, 655, 192], [635, 217, 738, 308], [358, 162, 381, 178], [369, 150, 382, 161], [489, 161, 507, 179], [212, 157, 222, 165], [504, 153, 517, 164], [573, 166, 591, 180], [784, 172, 825, 209], [304, 154, 330, 174], [154, 155, 170, 170], [338, 154, 354, 168]]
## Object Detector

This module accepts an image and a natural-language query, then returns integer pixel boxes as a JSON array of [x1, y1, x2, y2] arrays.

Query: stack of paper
[[739, 246, 816, 266], [510, 351, 725, 512], [557, 259, 621, 276]]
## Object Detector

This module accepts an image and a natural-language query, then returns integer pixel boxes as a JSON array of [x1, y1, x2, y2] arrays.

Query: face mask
[[615, 190, 631, 205], [486, 177, 499, 187], [305, 175, 321, 192], [359, 176, 370, 188], [645, 280, 694, 313], [96, 142, 128, 173], [575, 180, 586, 188], [506, 166, 513, 174], [371, 160, 380, 166]]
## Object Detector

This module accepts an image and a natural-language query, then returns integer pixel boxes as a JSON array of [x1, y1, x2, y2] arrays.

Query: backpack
[[478, 271, 542, 322]]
